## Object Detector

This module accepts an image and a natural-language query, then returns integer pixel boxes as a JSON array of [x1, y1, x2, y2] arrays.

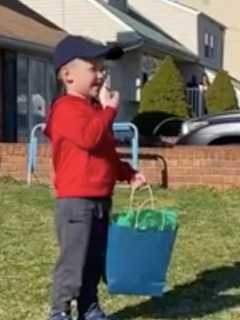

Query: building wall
[[198, 14, 223, 69], [104, 49, 141, 121], [1, 144, 240, 190], [129, 0, 223, 69], [19, 0, 65, 26], [177, 0, 240, 81], [20, 0, 137, 43], [129, 0, 199, 54]]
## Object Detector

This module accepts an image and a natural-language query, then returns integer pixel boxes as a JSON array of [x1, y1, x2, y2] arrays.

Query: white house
[[176, 0, 240, 84], [20, 0, 199, 120], [129, 0, 240, 106], [129, 0, 225, 85]]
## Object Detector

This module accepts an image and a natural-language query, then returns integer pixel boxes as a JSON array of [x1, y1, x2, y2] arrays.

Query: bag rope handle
[[129, 185, 163, 229], [129, 184, 155, 211]]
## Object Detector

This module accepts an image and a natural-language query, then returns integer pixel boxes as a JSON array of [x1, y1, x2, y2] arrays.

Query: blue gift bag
[[106, 224, 177, 296], [106, 186, 177, 296]]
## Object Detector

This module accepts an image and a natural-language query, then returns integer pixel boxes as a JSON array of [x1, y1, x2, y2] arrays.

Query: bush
[[206, 70, 238, 114], [140, 55, 189, 118]]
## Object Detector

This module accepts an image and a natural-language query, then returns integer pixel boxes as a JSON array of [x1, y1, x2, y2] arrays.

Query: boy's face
[[61, 58, 107, 99]]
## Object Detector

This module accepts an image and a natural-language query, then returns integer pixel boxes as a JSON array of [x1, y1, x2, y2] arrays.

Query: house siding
[[20, 0, 136, 43], [64, 0, 136, 42], [178, 0, 240, 82], [198, 14, 223, 69], [129, 0, 199, 54], [20, 0, 65, 27], [112, 50, 142, 121]]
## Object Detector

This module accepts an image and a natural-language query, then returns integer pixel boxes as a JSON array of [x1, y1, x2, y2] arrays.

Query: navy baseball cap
[[54, 35, 124, 71]]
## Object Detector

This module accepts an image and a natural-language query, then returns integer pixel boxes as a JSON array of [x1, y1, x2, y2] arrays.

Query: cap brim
[[97, 46, 124, 60]]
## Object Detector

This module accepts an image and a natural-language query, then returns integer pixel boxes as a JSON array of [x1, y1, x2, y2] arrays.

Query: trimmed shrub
[[206, 70, 238, 113], [140, 55, 189, 118]]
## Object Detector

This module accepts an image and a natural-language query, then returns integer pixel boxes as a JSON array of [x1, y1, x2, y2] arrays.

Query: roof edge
[[199, 12, 226, 29], [0, 34, 54, 56], [143, 37, 198, 63], [90, 0, 138, 35], [159, 0, 200, 15]]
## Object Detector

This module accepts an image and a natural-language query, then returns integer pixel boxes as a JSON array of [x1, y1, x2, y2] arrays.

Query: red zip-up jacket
[[44, 95, 135, 198]]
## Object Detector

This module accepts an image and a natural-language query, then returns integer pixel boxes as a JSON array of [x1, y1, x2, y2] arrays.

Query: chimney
[[104, 0, 128, 12]]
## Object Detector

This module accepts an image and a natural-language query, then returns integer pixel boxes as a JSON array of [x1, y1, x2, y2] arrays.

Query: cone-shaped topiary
[[206, 70, 238, 114], [140, 55, 189, 118]]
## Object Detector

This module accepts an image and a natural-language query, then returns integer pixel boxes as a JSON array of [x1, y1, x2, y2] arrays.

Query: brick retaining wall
[[1, 143, 240, 189]]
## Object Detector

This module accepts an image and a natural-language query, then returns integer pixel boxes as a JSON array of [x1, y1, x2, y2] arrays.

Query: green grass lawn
[[1, 179, 240, 320]]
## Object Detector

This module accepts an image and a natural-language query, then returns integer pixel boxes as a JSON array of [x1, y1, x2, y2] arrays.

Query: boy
[[44, 35, 146, 320]]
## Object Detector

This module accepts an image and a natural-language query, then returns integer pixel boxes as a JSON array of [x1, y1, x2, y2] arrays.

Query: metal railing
[[113, 122, 139, 170], [186, 86, 206, 117], [27, 123, 46, 186], [27, 122, 139, 186]]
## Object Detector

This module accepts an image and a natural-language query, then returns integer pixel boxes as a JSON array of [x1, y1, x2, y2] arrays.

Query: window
[[17, 55, 29, 141], [17, 54, 56, 142], [3, 51, 17, 142], [210, 34, 215, 58], [29, 59, 46, 132], [46, 63, 57, 105], [204, 32, 215, 59]]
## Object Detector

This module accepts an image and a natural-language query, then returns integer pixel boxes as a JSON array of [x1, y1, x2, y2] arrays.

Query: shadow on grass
[[112, 262, 240, 319]]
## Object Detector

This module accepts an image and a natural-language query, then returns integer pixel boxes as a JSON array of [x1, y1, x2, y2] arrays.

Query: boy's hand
[[130, 172, 147, 189], [99, 84, 120, 109]]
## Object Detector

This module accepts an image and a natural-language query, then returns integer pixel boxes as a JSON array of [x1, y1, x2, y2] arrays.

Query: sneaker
[[50, 312, 72, 320], [80, 303, 112, 320]]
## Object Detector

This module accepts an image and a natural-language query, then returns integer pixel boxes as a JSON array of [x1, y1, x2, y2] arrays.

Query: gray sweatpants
[[51, 197, 111, 316]]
